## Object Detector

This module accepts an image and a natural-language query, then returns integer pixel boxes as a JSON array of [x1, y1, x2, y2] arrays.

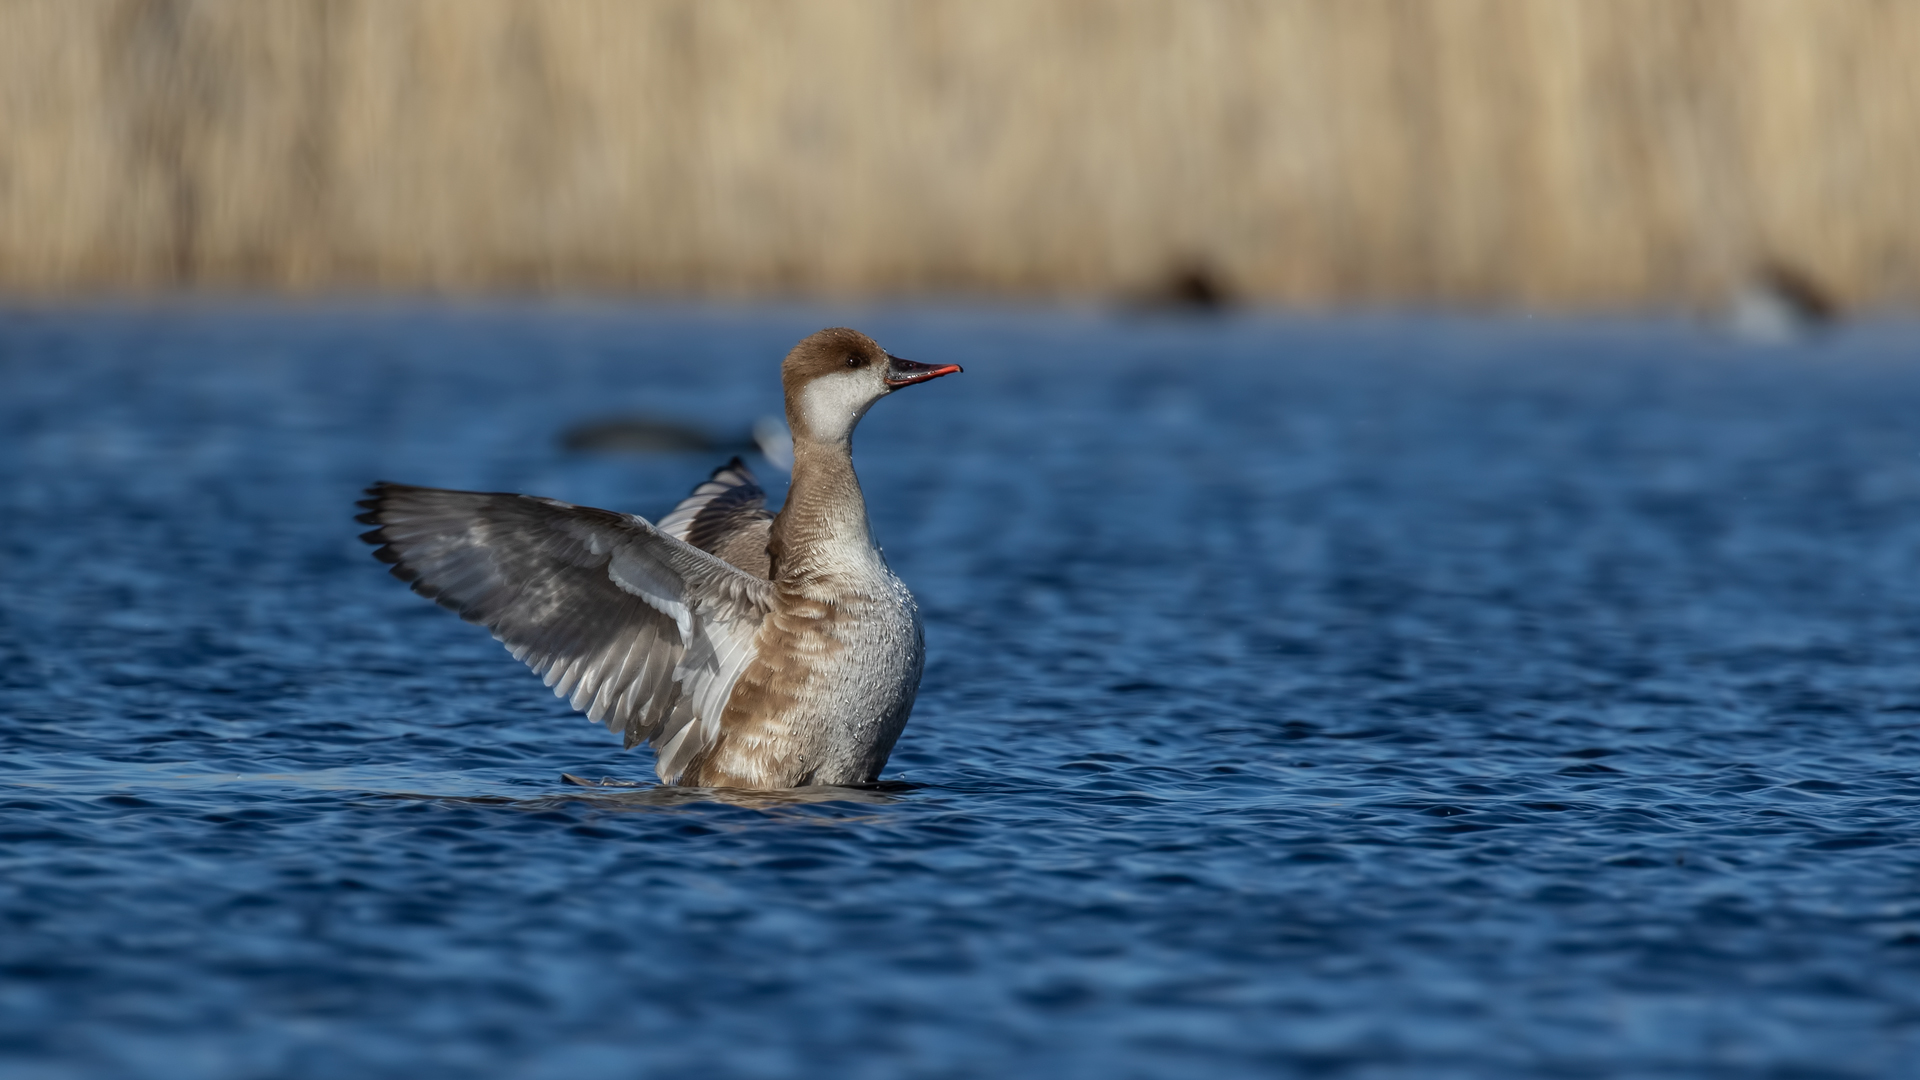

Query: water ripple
[[3, 306, 1920, 1077]]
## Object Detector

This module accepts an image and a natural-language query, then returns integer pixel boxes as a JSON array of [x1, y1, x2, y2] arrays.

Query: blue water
[[4, 303, 1920, 1078]]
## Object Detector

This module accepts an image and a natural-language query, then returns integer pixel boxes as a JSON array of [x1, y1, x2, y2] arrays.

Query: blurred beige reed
[[2, 0, 1917, 307]]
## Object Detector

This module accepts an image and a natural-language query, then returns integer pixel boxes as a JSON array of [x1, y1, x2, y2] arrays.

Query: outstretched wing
[[357, 483, 773, 782], [655, 457, 775, 579]]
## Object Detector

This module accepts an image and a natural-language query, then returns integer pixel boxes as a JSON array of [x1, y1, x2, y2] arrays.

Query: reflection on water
[[503, 779, 913, 811], [4, 304, 1920, 1078]]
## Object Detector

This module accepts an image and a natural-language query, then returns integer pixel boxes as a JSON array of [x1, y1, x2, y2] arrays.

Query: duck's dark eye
[[846, 354, 863, 368]]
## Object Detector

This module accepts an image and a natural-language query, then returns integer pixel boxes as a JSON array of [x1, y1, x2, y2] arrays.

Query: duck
[[356, 328, 961, 789]]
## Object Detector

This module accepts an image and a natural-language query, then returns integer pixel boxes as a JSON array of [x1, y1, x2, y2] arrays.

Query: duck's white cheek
[[800, 371, 880, 440]]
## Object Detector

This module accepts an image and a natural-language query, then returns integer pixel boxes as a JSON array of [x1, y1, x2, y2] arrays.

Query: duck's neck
[[769, 435, 881, 586]]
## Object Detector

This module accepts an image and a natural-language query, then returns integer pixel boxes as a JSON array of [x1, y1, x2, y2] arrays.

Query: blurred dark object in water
[[561, 414, 793, 470], [1726, 262, 1839, 344], [560, 415, 724, 453], [1127, 260, 1234, 314]]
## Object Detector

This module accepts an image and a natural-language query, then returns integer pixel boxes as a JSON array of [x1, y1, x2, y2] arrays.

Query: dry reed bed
[[1, 0, 1915, 305]]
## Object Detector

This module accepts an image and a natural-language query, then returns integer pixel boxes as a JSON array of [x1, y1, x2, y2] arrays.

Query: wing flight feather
[[656, 458, 775, 579], [357, 483, 772, 782]]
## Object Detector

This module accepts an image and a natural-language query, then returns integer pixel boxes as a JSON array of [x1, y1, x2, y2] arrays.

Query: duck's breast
[[697, 566, 923, 787]]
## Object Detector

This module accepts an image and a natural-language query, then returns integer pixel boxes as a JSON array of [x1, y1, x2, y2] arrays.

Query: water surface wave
[[4, 305, 1920, 1078]]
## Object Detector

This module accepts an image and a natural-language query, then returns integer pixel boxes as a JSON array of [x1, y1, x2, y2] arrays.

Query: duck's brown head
[[781, 327, 961, 445]]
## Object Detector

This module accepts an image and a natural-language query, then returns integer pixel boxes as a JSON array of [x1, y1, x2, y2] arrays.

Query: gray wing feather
[[357, 483, 772, 778], [656, 458, 775, 579]]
